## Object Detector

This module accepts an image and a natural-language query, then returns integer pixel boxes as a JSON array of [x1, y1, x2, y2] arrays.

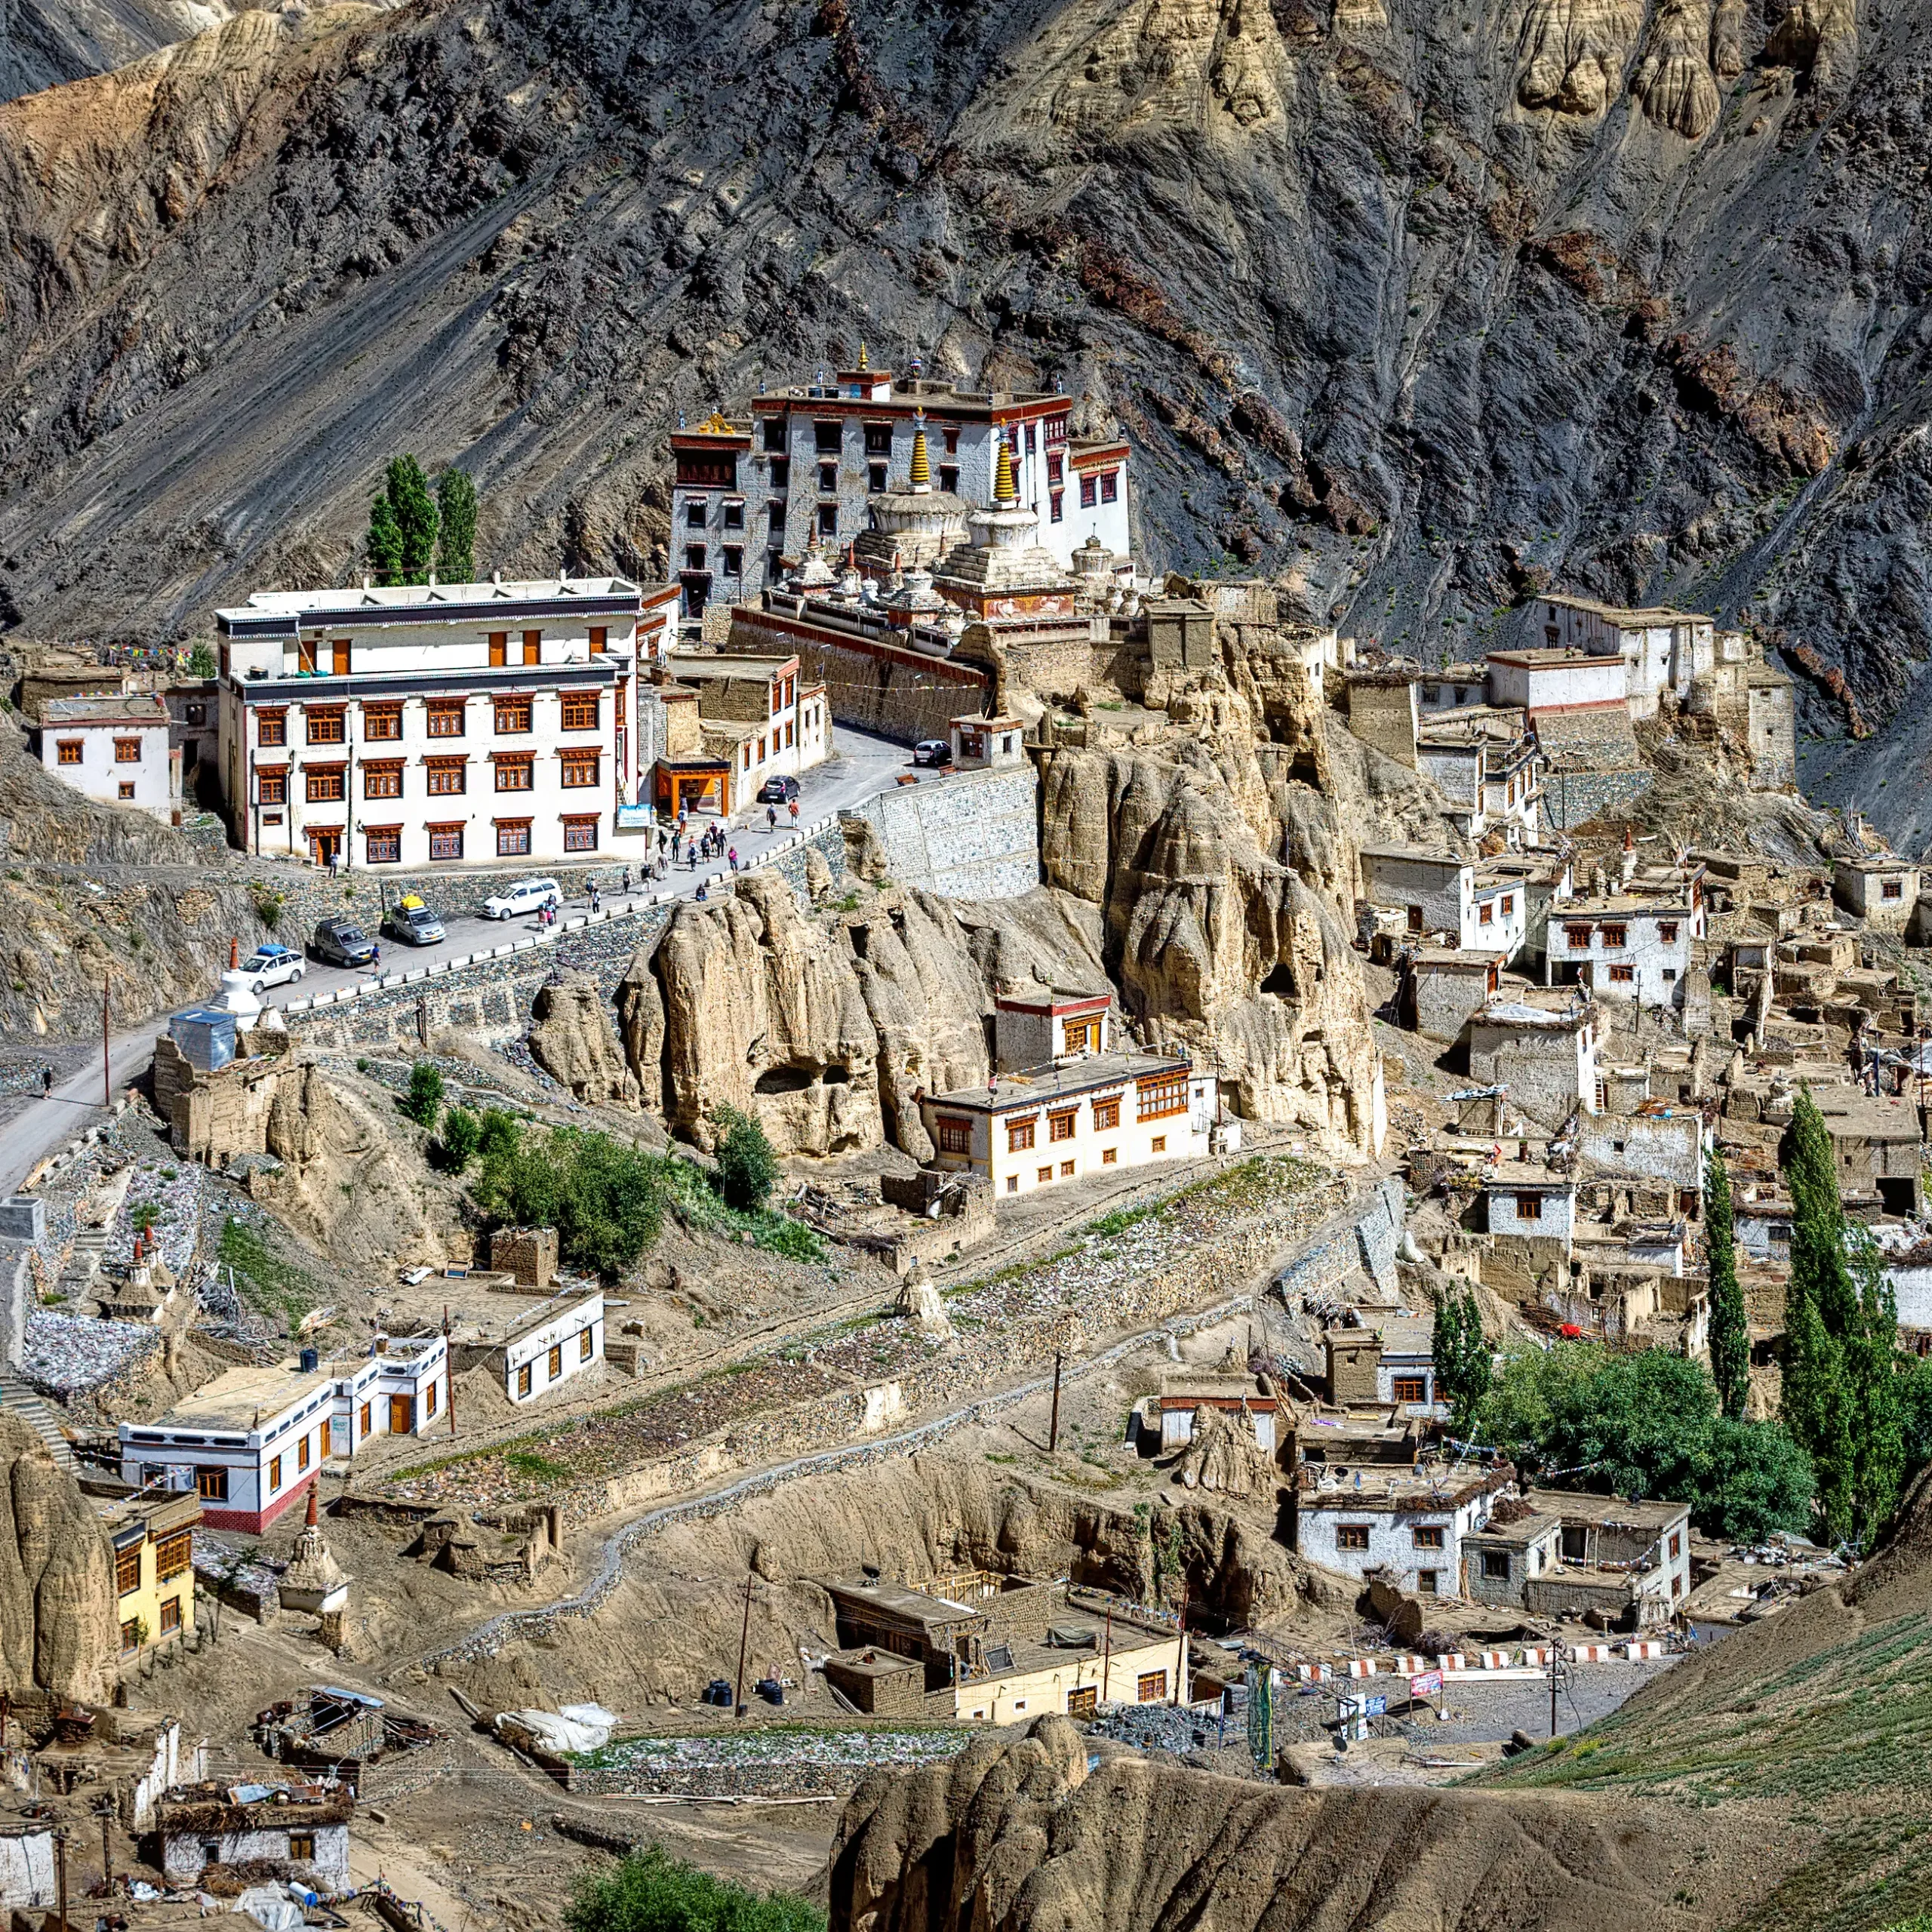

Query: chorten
[[930, 435, 1076, 617], [854, 417, 967, 577], [278, 1485, 349, 1617]]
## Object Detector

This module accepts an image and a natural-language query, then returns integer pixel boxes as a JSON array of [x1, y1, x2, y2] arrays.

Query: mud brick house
[[1294, 1464, 1516, 1600], [157, 1781, 353, 1889]]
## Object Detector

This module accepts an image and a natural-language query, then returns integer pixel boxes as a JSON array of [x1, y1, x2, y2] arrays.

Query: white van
[[483, 877, 563, 920]]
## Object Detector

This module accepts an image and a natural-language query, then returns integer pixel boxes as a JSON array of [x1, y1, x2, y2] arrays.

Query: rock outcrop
[[528, 974, 641, 1109], [0, 1414, 115, 1701], [826, 1716, 1752, 1931]]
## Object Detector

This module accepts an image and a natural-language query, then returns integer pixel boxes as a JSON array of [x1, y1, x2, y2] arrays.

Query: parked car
[[482, 877, 562, 921], [309, 918, 377, 968], [240, 943, 306, 995], [381, 894, 445, 946], [757, 774, 801, 804], [912, 739, 951, 768]]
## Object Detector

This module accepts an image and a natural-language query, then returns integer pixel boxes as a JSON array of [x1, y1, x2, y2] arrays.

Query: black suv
[[310, 917, 377, 968]]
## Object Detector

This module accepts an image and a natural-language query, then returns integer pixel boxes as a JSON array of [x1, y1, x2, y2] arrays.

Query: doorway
[[307, 827, 343, 869], [389, 1393, 414, 1436]]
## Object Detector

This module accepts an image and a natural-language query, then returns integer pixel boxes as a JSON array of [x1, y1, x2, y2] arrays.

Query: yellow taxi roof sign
[[398, 894, 426, 911]]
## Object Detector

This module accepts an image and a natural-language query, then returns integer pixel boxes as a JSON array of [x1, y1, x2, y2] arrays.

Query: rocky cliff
[[0, 1413, 116, 1701], [2, 0, 1930, 783]]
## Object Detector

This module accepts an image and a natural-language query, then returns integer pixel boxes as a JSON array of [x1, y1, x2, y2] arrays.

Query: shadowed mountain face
[[0, 0, 242, 102], [1, 0, 1930, 755]]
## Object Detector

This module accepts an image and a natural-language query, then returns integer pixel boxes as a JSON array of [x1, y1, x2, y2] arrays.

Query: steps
[[0, 1366, 75, 1468]]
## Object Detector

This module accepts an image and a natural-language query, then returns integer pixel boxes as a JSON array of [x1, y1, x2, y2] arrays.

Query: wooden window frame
[[580, 1329, 594, 1361], [1481, 1551, 1512, 1580], [1392, 1376, 1429, 1404], [548, 1343, 564, 1380], [159, 1594, 182, 1635], [361, 704, 403, 741], [56, 739, 82, 765], [560, 692, 601, 732], [1006, 1117, 1036, 1152], [522, 629, 543, 665], [494, 755, 536, 792], [1601, 923, 1627, 949], [425, 757, 467, 796], [1516, 1193, 1543, 1221], [517, 1361, 533, 1398], [1137, 1075, 1188, 1121], [495, 819, 534, 858], [268, 1455, 282, 1491], [256, 710, 288, 746], [1049, 1111, 1077, 1143], [561, 815, 599, 852], [938, 1117, 974, 1155], [494, 696, 534, 735], [364, 826, 402, 863], [1092, 1095, 1121, 1131], [1335, 1524, 1371, 1552], [1411, 1523, 1444, 1549], [363, 761, 404, 799], [425, 701, 466, 739], [305, 766, 347, 803], [195, 1465, 229, 1501], [427, 823, 464, 860], [114, 737, 143, 764], [1608, 964, 1635, 984], [115, 1546, 142, 1595], [156, 1529, 193, 1580], [1136, 1670, 1168, 1703], [488, 632, 508, 668], [305, 708, 346, 746]]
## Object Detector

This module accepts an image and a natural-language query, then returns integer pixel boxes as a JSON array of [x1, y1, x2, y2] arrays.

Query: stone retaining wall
[[841, 767, 1040, 900], [1540, 767, 1654, 832]]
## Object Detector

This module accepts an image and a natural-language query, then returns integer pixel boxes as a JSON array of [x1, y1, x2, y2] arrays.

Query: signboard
[[1363, 1694, 1387, 1717], [1408, 1669, 1444, 1698]]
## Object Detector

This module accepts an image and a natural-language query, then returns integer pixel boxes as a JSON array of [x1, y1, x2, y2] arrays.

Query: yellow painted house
[[101, 1490, 201, 1665]]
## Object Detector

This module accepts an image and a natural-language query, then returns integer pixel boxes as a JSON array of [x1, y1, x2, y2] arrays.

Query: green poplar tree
[[1432, 1284, 1492, 1437], [386, 455, 439, 583], [1706, 1145, 1750, 1420], [1779, 1088, 1902, 1546], [435, 466, 479, 583], [366, 492, 404, 586]]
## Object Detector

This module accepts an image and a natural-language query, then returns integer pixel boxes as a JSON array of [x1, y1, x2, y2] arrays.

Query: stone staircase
[[0, 1365, 75, 1468]]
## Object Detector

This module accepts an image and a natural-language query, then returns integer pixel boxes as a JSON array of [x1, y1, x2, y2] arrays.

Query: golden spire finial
[[992, 433, 1018, 504], [857, 342, 869, 371], [909, 415, 931, 490]]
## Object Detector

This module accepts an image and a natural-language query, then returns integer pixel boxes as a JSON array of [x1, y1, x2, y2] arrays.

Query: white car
[[242, 943, 306, 993], [483, 877, 563, 920]]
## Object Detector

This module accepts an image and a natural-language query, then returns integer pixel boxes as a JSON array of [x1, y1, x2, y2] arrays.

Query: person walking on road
[[788, 799, 799, 825], [728, 846, 739, 873], [767, 804, 777, 832]]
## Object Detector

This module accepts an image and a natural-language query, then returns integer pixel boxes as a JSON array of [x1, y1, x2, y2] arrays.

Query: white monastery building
[[215, 577, 649, 868]]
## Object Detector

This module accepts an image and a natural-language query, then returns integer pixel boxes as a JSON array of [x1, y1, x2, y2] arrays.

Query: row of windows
[[1475, 894, 1517, 928], [351, 819, 601, 863], [57, 737, 150, 764], [257, 752, 601, 805], [1001, 1094, 1126, 1154], [1560, 919, 1681, 950], [256, 693, 602, 747], [1004, 1148, 1129, 1192], [515, 1327, 595, 1395], [1334, 1522, 1445, 1553], [285, 628, 613, 677]]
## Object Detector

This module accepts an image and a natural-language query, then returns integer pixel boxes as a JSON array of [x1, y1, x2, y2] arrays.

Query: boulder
[[528, 974, 641, 1109], [0, 1414, 116, 1701]]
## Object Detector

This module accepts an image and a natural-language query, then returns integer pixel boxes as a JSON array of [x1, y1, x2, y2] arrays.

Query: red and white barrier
[[1622, 1640, 1666, 1661], [1345, 1658, 1379, 1678], [1478, 1650, 1515, 1670], [1435, 1654, 1468, 1672], [1569, 1644, 1615, 1663], [1521, 1647, 1554, 1668]]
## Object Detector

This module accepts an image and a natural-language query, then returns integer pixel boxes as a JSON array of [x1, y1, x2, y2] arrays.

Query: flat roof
[[820, 1575, 984, 1627], [1358, 844, 1464, 867], [1529, 1487, 1690, 1528], [1473, 998, 1590, 1031], [1542, 592, 1709, 626], [1484, 1161, 1574, 1189], [927, 1051, 1192, 1113], [42, 694, 171, 726], [1486, 648, 1626, 668], [135, 1358, 337, 1434], [217, 577, 644, 634]]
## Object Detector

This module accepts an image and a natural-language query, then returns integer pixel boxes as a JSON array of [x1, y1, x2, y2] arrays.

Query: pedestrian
[[623, 866, 632, 894], [728, 846, 739, 872], [696, 880, 709, 902], [767, 804, 778, 832], [371, 943, 382, 971], [590, 882, 601, 913], [788, 799, 799, 824], [41, 1065, 53, 1097]]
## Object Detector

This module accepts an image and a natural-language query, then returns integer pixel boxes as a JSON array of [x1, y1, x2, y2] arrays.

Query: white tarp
[[236, 1886, 304, 1932], [498, 1703, 618, 1755]]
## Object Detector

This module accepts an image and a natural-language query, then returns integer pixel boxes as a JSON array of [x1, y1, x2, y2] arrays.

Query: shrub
[[439, 1106, 482, 1174], [401, 1061, 445, 1128], [568, 1847, 824, 1932], [477, 1108, 522, 1163], [712, 1106, 780, 1214], [475, 1126, 664, 1277]]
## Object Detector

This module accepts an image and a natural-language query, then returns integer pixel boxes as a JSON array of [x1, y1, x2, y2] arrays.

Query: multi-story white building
[[1414, 713, 1543, 847], [215, 577, 649, 868], [1296, 1464, 1517, 1598], [669, 358, 1132, 615], [1546, 866, 1707, 1006], [1528, 594, 1715, 720], [37, 694, 180, 820], [1357, 848, 1529, 961], [920, 1052, 1214, 1200], [656, 650, 832, 817], [118, 1339, 447, 1534]]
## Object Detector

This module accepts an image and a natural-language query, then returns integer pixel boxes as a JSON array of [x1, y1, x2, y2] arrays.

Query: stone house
[[156, 1783, 352, 1889], [1546, 868, 1708, 1008], [1358, 848, 1527, 960], [1833, 854, 1920, 934], [1400, 948, 1504, 1042], [1521, 1491, 1694, 1627], [36, 694, 180, 822], [1466, 996, 1601, 1130], [1294, 1463, 1516, 1599], [1343, 669, 1421, 768]]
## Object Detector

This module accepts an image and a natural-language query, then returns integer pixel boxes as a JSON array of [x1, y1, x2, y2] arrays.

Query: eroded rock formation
[[0, 1414, 115, 1701], [528, 974, 641, 1109]]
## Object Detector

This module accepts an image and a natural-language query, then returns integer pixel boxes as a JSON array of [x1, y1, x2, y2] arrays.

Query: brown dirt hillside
[[1479, 1463, 1932, 1932], [825, 1712, 1779, 1932]]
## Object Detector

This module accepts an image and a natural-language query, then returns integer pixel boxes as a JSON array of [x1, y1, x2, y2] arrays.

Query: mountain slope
[[1, 0, 1930, 771]]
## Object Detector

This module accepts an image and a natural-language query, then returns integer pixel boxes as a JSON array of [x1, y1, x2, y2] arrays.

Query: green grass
[[216, 1215, 320, 1321], [504, 1448, 574, 1484]]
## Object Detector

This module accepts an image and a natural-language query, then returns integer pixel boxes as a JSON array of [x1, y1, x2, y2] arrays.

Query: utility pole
[[1048, 1352, 1063, 1454], [444, 1307, 457, 1437], [102, 972, 111, 1107], [97, 1798, 114, 1899], [1101, 1606, 1112, 1705], [732, 1571, 754, 1718], [1549, 1638, 1561, 1740], [54, 1826, 68, 1932]]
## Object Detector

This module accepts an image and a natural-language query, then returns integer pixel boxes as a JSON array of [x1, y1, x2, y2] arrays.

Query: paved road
[[0, 726, 917, 1195]]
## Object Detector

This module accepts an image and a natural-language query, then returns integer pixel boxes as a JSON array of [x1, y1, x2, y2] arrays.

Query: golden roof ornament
[[992, 434, 1019, 504], [909, 416, 931, 490], [857, 342, 869, 371], [694, 410, 734, 434]]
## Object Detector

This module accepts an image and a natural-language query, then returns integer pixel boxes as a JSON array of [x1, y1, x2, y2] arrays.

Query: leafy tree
[[1475, 1342, 1599, 1460], [1846, 1226, 1906, 1546], [1698, 1416, 1817, 1542], [366, 492, 404, 586], [1430, 1283, 1492, 1435], [439, 1105, 482, 1174], [387, 455, 439, 582], [712, 1105, 781, 1214], [401, 1061, 445, 1128], [475, 1125, 664, 1276], [1898, 1351, 1932, 1479], [435, 467, 479, 583], [1706, 1144, 1750, 1420], [568, 1847, 824, 1932], [185, 639, 217, 678], [477, 1107, 522, 1164]]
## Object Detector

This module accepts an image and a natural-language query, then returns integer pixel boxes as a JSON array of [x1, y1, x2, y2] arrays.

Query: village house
[[1398, 948, 1506, 1041], [1481, 1162, 1579, 1249], [35, 693, 180, 821], [657, 648, 829, 817], [100, 1487, 201, 1664], [1414, 709, 1543, 847], [1546, 863, 1707, 1008], [669, 360, 1132, 615], [215, 577, 650, 868], [1833, 853, 1920, 934], [1153, 1373, 1287, 1454], [1294, 1463, 1517, 1598], [1321, 1316, 1439, 1414], [453, 1287, 605, 1404], [1358, 848, 1530, 960], [1466, 995, 1601, 1128], [1526, 1491, 1693, 1625], [1525, 594, 1715, 718], [119, 1338, 448, 1533], [157, 1781, 353, 1890]]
